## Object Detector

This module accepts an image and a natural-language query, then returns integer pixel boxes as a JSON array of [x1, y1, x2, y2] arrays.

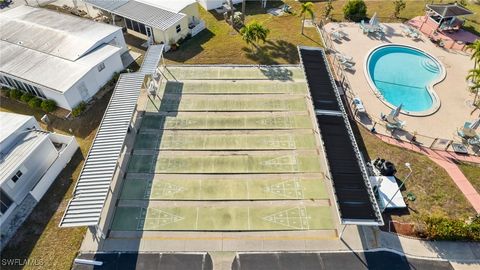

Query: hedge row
[[2, 88, 57, 112], [423, 215, 480, 241]]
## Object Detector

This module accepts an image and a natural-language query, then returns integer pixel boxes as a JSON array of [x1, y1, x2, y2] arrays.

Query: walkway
[[374, 133, 480, 213]]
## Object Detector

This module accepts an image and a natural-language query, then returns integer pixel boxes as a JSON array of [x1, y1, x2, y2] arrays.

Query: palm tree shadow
[[242, 40, 299, 65]]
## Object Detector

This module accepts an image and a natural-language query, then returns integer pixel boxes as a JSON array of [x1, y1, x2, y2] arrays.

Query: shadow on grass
[[0, 150, 85, 270], [242, 39, 299, 65], [164, 29, 215, 63]]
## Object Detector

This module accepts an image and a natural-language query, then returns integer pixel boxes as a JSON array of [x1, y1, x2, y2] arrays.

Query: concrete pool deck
[[324, 22, 478, 153]]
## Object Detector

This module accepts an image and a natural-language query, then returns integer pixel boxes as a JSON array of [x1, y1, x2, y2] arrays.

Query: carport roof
[[86, 0, 186, 31], [59, 45, 164, 228]]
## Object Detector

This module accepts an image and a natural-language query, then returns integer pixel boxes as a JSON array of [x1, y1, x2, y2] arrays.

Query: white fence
[[190, 20, 206, 37]]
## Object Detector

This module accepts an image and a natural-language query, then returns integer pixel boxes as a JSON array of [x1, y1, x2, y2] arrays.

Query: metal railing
[[316, 20, 462, 153]]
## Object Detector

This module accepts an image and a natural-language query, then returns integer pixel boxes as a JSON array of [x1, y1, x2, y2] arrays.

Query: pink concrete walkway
[[375, 134, 480, 213]]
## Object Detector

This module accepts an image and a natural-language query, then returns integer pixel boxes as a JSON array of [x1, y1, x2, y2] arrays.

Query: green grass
[[111, 206, 333, 231], [357, 127, 476, 223], [317, 0, 480, 34], [458, 162, 480, 194], [165, 1, 323, 65], [120, 177, 328, 200], [134, 132, 316, 150]]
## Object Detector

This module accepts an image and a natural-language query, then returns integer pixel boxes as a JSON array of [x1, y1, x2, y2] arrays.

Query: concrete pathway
[[374, 133, 480, 213]]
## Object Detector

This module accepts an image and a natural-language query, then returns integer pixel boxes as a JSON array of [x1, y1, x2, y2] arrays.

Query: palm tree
[[299, 2, 315, 34], [240, 21, 270, 53], [467, 68, 480, 105], [467, 40, 480, 70]]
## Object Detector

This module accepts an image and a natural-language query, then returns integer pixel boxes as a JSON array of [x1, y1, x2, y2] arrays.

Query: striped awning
[[60, 45, 164, 227]]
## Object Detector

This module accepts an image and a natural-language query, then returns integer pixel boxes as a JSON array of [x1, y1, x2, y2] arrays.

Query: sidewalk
[[361, 226, 480, 263], [374, 133, 480, 213]]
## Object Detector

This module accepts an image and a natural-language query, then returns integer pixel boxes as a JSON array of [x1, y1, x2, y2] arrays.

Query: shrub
[[423, 215, 480, 241], [28, 97, 42, 109], [1, 88, 10, 98], [41, 99, 57, 112], [343, 0, 367, 22], [20, 93, 34, 103], [10, 89, 23, 100], [72, 101, 87, 117]]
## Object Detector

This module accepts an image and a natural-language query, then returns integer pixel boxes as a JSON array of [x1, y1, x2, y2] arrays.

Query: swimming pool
[[365, 44, 445, 116]]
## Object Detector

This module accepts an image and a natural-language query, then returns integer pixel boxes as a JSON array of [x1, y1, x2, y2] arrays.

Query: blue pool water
[[367, 45, 442, 113]]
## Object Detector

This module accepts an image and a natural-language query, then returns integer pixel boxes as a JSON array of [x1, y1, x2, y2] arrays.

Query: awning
[[59, 45, 164, 228], [426, 3, 474, 18], [86, 0, 185, 31]]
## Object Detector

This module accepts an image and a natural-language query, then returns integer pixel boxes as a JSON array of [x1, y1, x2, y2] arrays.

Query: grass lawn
[[458, 162, 480, 194], [165, 0, 322, 64], [0, 94, 112, 270], [357, 126, 476, 225]]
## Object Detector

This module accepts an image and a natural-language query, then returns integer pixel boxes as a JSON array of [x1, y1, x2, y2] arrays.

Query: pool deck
[[324, 22, 478, 154]]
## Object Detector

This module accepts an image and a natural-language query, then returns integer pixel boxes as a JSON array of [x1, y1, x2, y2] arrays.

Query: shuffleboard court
[[157, 81, 308, 95], [145, 95, 308, 112], [163, 66, 306, 81], [120, 177, 328, 200], [133, 132, 316, 150], [127, 152, 323, 174], [111, 206, 333, 231], [140, 113, 313, 130]]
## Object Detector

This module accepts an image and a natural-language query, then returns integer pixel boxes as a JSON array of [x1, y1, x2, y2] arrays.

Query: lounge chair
[[352, 97, 366, 114], [341, 61, 355, 71], [336, 53, 354, 64], [468, 136, 480, 146]]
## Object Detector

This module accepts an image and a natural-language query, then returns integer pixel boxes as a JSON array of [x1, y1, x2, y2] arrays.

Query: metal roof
[[427, 3, 473, 18], [0, 130, 49, 184], [60, 45, 164, 228], [86, 0, 186, 31], [0, 5, 122, 61]]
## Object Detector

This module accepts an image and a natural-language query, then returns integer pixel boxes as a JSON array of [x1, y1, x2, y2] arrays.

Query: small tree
[[41, 99, 57, 112], [9, 89, 23, 100], [240, 21, 270, 53], [467, 68, 480, 106], [299, 2, 315, 34], [20, 93, 34, 103], [393, 0, 406, 19], [324, 0, 334, 21], [343, 0, 367, 22], [467, 40, 480, 70]]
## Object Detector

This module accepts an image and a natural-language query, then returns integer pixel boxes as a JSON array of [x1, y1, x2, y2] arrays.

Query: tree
[[240, 21, 270, 52], [393, 0, 406, 19], [343, 0, 367, 22], [324, 0, 334, 21], [467, 40, 480, 70], [467, 68, 480, 106], [299, 2, 315, 34]]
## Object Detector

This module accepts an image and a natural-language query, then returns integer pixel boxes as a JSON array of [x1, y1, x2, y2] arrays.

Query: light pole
[[382, 163, 412, 212]]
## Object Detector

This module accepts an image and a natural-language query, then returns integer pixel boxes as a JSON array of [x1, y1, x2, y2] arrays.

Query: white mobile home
[[86, 0, 205, 47], [0, 6, 127, 111], [197, 0, 242, 10], [0, 112, 78, 249]]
